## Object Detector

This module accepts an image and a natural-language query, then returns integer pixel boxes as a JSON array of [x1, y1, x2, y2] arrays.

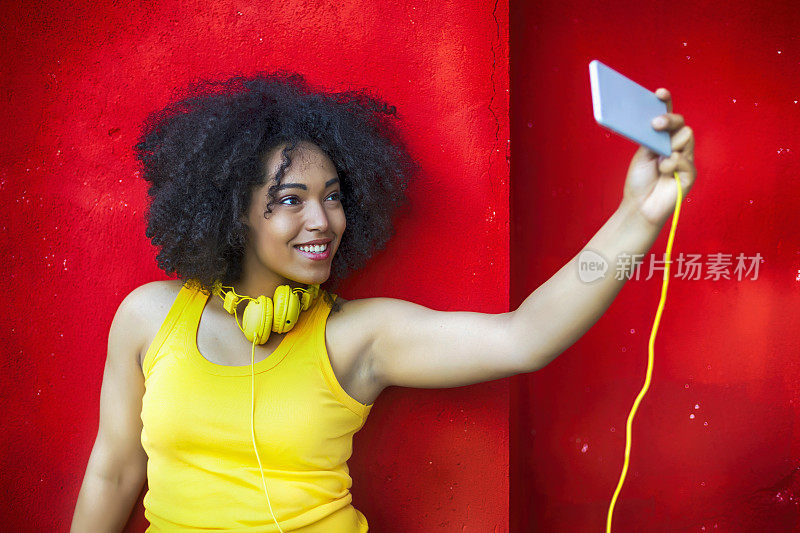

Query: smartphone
[[589, 60, 672, 157]]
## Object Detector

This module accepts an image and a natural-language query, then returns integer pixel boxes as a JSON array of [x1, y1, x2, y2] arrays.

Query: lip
[[294, 244, 331, 261], [294, 238, 332, 246], [293, 239, 333, 261]]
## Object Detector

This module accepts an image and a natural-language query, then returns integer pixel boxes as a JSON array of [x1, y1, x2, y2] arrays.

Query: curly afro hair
[[134, 71, 418, 301]]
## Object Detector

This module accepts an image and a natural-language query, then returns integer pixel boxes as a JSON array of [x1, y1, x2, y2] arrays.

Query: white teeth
[[297, 243, 328, 253]]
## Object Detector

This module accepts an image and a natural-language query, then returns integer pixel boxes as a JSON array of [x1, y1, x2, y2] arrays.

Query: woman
[[71, 71, 695, 532]]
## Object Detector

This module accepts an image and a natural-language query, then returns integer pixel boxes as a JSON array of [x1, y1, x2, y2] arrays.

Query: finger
[[652, 112, 685, 132], [659, 153, 678, 174], [655, 88, 673, 113], [659, 152, 695, 177], [670, 125, 694, 154], [673, 157, 696, 191]]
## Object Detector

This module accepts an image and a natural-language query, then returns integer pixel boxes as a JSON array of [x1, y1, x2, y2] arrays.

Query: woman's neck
[[232, 270, 305, 298]]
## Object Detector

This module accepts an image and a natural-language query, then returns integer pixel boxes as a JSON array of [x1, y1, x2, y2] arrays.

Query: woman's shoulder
[[115, 279, 186, 370], [323, 295, 370, 359], [324, 294, 431, 349], [327, 294, 406, 321], [323, 295, 424, 405], [324, 295, 395, 354], [121, 279, 185, 318]]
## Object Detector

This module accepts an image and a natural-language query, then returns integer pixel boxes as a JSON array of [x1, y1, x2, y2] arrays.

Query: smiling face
[[239, 140, 346, 293]]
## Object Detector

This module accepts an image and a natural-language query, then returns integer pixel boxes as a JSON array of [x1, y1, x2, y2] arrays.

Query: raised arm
[[363, 200, 663, 392], [71, 287, 152, 532], [362, 89, 695, 393]]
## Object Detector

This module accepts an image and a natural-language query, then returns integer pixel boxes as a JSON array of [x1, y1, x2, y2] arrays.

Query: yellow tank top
[[140, 281, 373, 531]]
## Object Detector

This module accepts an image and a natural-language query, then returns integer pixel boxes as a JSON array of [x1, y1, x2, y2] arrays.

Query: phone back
[[589, 60, 671, 157]]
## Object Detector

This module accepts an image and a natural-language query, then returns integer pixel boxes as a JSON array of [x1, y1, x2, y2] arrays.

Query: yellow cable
[[606, 170, 683, 532], [250, 337, 285, 533]]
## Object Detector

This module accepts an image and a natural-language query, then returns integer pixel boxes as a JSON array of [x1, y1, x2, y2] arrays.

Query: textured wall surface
[[510, 1, 800, 531], [1, 1, 509, 530]]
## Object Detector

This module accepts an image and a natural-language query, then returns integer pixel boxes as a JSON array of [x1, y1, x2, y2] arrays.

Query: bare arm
[[361, 92, 694, 392], [360, 200, 661, 393], [71, 288, 150, 532], [510, 92, 695, 369], [508, 199, 661, 369]]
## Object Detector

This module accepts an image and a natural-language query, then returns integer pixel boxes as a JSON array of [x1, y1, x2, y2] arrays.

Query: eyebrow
[[273, 177, 339, 192]]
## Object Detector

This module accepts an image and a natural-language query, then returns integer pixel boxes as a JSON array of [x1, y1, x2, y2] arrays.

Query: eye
[[327, 191, 342, 202], [278, 196, 300, 205]]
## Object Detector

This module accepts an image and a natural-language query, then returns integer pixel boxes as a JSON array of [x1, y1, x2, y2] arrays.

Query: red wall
[[510, 1, 800, 531], [1, 1, 509, 531], [11, 1, 798, 531]]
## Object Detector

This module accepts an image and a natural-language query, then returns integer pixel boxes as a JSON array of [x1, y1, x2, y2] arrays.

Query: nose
[[304, 199, 330, 232]]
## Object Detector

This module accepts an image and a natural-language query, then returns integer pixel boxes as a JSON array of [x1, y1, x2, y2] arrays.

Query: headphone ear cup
[[273, 285, 302, 334], [242, 295, 272, 345]]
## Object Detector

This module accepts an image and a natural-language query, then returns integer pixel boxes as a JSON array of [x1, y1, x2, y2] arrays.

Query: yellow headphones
[[211, 281, 321, 344]]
